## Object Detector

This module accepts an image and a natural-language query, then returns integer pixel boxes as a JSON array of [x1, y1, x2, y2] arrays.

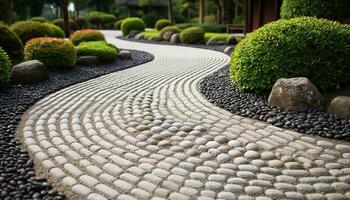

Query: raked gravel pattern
[[18, 31, 350, 200]]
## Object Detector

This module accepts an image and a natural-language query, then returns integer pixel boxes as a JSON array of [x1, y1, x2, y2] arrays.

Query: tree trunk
[[1, 0, 14, 24], [199, 0, 205, 24], [168, 0, 173, 23], [74, 0, 79, 30], [61, 0, 70, 37]]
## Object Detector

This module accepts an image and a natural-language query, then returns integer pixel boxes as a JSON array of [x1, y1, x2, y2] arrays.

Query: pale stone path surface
[[18, 31, 350, 200]]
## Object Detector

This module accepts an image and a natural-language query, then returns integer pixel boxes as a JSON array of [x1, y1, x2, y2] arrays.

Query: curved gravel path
[[18, 31, 350, 200]]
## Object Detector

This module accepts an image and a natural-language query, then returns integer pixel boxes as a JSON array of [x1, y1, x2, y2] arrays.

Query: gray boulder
[[170, 33, 180, 43], [118, 50, 132, 60], [224, 46, 234, 54], [163, 31, 175, 41], [149, 36, 162, 42], [77, 56, 100, 66], [11, 60, 49, 84], [134, 33, 144, 40], [268, 77, 325, 111], [226, 35, 238, 45], [206, 37, 219, 45], [328, 96, 350, 118], [128, 30, 140, 38]]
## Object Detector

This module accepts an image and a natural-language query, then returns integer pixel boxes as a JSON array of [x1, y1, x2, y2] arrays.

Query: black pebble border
[[199, 65, 350, 140], [0, 50, 154, 200]]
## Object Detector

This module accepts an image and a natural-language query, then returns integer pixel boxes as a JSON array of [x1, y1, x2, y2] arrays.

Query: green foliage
[[281, 0, 350, 20], [121, 18, 146, 36], [180, 27, 205, 44], [88, 16, 103, 28], [114, 19, 123, 30], [10, 21, 64, 43], [176, 23, 226, 33], [76, 41, 119, 63], [77, 17, 90, 29], [70, 29, 105, 46], [51, 18, 74, 30], [89, 11, 117, 29], [142, 14, 160, 28], [24, 37, 77, 69], [30, 16, 48, 23], [233, 15, 245, 25], [0, 23, 23, 62], [44, 23, 65, 38], [0, 47, 11, 89], [155, 19, 172, 31], [159, 26, 181, 38], [230, 17, 350, 93]]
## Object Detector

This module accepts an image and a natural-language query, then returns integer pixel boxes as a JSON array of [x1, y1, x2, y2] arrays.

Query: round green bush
[[230, 17, 350, 93], [121, 18, 146, 36], [0, 23, 23, 62], [44, 23, 65, 38], [24, 37, 77, 69], [77, 17, 89, 29], [30, 17, 48, 23], [159, 26, 180, 38], [142, 14, 159, 28], [155, 19, 172, 31], [281, 0, 350, 21], [52, 18, 74, 30], [88, 16, 103, 28], [70, 29, 105, 46], [76, 41, 119, 63], [180, 27, 205, 44], [10, 21, 64, 43], [0, 47, 11, 89], [114, 19, 123, 30]]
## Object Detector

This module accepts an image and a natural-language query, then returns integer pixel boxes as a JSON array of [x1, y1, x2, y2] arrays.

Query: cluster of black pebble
[[0, 50, 154, 200], [200, 65, 350, 140]]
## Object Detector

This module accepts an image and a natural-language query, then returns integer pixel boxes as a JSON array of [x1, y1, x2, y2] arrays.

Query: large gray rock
[[127, 30, 140, 38], [268, 77, 325, 111], [224, 46, 234, 54], [77, 56, 100, 66], [170, 33, 180, 43], [118, 50, 132, 60], [226, 35, 238, 45], [134, 33, 144, 40], [149, 36, 162, 42], [163, 31, 175, 41], [11, 60, 49, 84], [328, 96, 350, 118]]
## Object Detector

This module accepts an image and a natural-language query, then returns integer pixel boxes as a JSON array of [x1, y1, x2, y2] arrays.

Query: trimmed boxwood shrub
[[0, 47, 11, 89], [11, 21, 64, 43], [180, 27, 205, 44], [0, 23, 23, 62], [159, 26, 181, 38], [281, 0, 350, 21], [230, 17, 350, 93], [76, 41, 118, 63], [114, 19, 123, 30], [121, 18, 146, 36], [77, 17, 89, 29], [24, 37, 76, 69], [70, 29, 105, 46], [155, 19, 172, 31], [89, 11, 117, 29], [52, 18, 74, 30], [30, 17, 48, 23], [44, 23, 65, 38]]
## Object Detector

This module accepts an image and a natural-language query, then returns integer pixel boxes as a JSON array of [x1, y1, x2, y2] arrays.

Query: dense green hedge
[[0, 23, 23, 62], [180, 27, 205, 44], [142, 14, 159, 28], [52, 18, 74, 30], [44, 23, 65, 38], [24, 38, 77, 69], [159, 26, 181, 38], [70, 29, 105, 46], [281, 0, 350, 20], [89, 11, 117, 29], [155, 19, 172, 31], [10, 21, 64, 43], [114, 19, 123, 30], [0, 47, 11, 89], [76, 41, 118, 63], [30, 17, 48, 23], [121, 18, 146, 36], [230, 17, 350, 92], [176, 23, 226, 33], [77, 17, 90, 29]]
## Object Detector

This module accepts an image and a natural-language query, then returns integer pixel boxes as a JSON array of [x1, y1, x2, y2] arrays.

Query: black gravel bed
[[200, 65, 350, 141], [117, 36, 228, 53], [0, 50, 154, 200]]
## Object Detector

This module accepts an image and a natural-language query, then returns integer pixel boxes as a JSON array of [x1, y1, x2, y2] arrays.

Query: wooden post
[[61, 0, 70, 37], [199, 0, 205, 24]]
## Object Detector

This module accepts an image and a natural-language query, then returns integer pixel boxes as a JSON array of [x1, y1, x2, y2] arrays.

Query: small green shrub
[[44, 23, 65, 38], [176, 23, 194, 30], [121, 17, 146, 36], [198, 23, 226, 33], [24, 37, 76, 69], [233, 15, 245, 25], [70, 29, 105, 46], [10, 21, 64, 43], [180, 27, 205, 44], [281, 0, 350, 21], [114, 19, 123, 30], [77, 17, 89, 29], [155, 19, 172, 31], [51, 18, 74, 30], [89, 11, 117, 29], [230, 17, 350, 92], [76, 41, 118, 63], [30, 17, 48, 23], [0, 47, 11, 89], [88, 16, 103, 28], [0, 23, 23, 62], [159, 26, 181, 38], [142, 14, 159, 28]]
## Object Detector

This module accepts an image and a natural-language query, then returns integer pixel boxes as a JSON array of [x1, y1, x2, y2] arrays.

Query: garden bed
[[0, 49, 153, 200], [200, 65, 350, 140]]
